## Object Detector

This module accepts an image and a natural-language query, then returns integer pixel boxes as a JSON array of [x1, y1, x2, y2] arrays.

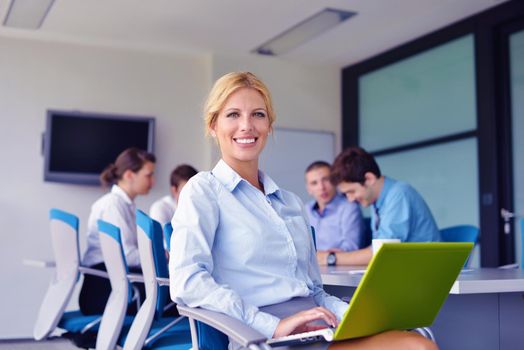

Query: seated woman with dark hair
[[79, 147, 156, 315]]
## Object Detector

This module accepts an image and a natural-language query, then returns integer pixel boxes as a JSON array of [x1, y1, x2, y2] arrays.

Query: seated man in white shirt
[[149, 164, 198, 227]]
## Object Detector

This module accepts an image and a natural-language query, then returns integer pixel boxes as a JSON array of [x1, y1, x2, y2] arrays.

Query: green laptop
[[335, 242, 472, 340], [268, 242, 473, 346]]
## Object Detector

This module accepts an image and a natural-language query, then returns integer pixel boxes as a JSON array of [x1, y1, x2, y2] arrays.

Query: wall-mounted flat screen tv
[[43, 110, 155, 185]]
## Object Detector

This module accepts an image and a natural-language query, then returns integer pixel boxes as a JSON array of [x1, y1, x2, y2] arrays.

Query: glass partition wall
[[355, 35, 481, 266], [342, 1, 524, 266]]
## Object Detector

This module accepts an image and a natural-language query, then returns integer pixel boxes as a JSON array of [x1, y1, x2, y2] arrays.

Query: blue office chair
[[178, 305, 436, 349], [121, 210, 191, 350], [33, 209, 105, 344], [97, 220, 139, 350], [165, 219, 224, 350], [163, 222, 173, 251], [182, 220, 304, 350], [440, 225, 479, 267], [440, 225, 480, 244]]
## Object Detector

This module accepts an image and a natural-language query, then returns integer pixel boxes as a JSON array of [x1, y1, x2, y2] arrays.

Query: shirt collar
[[374, 176, 393, 210], [258, 171, 282, 200], [111, 184, 133, 205], [309, 192, 341, 212], [212, 159, 283, 200]]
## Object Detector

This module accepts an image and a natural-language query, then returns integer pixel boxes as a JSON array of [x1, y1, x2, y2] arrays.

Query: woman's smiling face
[[210, 87, 271, 167]]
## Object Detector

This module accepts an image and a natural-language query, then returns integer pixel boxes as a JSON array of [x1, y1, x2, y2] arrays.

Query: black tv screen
[[44, 110, 155, 185]]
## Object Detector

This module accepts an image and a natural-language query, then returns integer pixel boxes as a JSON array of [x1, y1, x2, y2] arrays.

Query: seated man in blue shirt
[[321, 146, 441, 266], [305, 161, 364, 266]]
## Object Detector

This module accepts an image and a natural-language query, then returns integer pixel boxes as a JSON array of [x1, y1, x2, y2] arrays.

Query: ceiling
[[0, 0, 510, 67]]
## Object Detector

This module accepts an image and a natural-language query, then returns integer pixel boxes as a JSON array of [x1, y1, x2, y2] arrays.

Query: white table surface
[[320, 266, 524, 294]]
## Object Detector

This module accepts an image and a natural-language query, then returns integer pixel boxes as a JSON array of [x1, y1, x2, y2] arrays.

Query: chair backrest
[[197, 322, 229, 350], [33, 209, 80, 340], [440, 225, 479, 244], [440, 225, 479, 267], [123, 210, 167, 350], [152, 223, 170, 317], [163, 222, 173, 251], [97, 220, 131, 350], [164, 215, 227, 349]]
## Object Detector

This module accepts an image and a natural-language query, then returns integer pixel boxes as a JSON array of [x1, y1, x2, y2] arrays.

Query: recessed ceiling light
[[3, 0, 55, 30], [254, 8, 356, 56]]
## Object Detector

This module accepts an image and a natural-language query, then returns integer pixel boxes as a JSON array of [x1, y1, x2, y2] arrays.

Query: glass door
[[499, 21, 524, 267], [509, 27, 524, 266]]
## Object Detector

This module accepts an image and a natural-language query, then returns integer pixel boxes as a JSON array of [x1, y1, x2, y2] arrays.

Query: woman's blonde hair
[[203, 72, 275, 135]]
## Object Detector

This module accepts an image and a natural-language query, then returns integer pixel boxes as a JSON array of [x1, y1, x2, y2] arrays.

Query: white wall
[[211, 53, 342, 157], [0, 37, 210, 338], [0, 38, 340, 338]]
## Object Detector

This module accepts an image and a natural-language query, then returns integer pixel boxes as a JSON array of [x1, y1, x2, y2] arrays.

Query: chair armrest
[[23, 259, 55, 268], [23, 259, 111, 279], [78, 266, 109, 278], [156, 277, 170, 286], [127, 273, 144, 283], [177, 305, 267, 347]]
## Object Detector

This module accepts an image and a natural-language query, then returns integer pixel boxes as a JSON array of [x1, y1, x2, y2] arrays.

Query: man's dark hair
[[170, 164, 198, 187], [330, 147, 381, 185], [305, 160, 331, 174]]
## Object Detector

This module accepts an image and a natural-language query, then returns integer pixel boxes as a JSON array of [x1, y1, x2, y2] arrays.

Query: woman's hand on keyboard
[[273, 306, 338, 338]]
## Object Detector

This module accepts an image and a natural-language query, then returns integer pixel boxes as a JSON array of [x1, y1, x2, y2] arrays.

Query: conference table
[[320, 266, 524, 350]]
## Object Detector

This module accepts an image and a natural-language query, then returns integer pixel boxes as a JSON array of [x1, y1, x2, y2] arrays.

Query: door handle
[[501, 208, 515, 234]]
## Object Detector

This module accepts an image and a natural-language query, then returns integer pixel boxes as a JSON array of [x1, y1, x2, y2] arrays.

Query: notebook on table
[[267, 242, 473, 347]]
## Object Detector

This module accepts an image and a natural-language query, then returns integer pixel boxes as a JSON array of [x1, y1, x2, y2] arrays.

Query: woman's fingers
[[273, 306, 339, 338], [300, 323, 328, 332], [296, 307, 338, 328]]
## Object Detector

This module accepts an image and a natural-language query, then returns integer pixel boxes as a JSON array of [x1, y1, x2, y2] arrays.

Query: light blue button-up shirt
[[307, 193, 363, 251], [169, 160, 348, 338], [371, 177, 441, 242]]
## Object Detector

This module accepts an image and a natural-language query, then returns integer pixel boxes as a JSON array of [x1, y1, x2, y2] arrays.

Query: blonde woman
[[169, 72, 437, 350]]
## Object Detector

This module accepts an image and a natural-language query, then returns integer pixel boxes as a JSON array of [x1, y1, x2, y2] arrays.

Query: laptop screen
[[334, 242, 472, 340]]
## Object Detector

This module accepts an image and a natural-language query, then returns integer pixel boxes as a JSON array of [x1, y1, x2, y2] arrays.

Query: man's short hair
[[305, 160, 331, 174], [170, 164, 198, 187], [331, 147, 381, 185]]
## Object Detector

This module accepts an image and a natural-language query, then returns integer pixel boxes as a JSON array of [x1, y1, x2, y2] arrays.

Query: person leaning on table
[[319, 146, 441, 267], [168, 71, 437, 350]]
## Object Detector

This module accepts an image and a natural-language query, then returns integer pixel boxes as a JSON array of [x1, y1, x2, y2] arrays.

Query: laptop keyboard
[[267, 328, 335, 347]]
